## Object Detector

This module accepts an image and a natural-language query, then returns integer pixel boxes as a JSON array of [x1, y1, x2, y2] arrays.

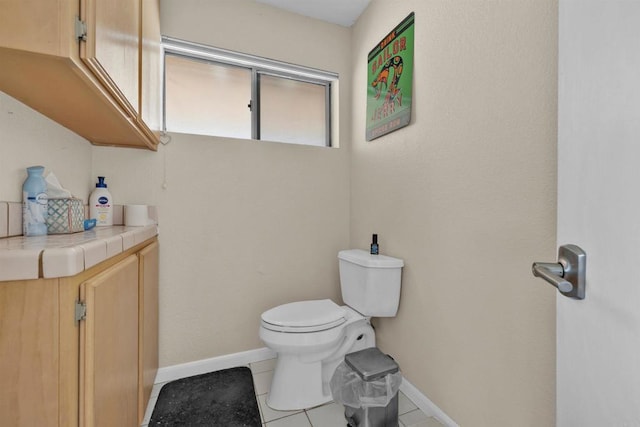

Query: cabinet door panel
[[140, 0, 162, 132], [0, 279, 59, 426], [81, 0, 139, 117], [138, 240, 159, 423], [80, 255, 139, 427]]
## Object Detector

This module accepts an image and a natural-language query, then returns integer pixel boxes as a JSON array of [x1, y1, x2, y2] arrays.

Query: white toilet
[[259, 249, 404, 410]]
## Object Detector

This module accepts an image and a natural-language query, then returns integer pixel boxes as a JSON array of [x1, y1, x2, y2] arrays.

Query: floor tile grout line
[[303, 409, 313, 426]]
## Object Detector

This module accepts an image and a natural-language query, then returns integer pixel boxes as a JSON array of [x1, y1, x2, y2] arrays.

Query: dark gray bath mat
[[149, 366, 261, 426]]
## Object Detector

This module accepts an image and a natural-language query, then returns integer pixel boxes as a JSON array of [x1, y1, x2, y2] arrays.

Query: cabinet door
[[80, 0, 139, 117], [0, 279, 59, 426], [80, 255, 139, 427], [140, 0, 162, 133], [138, 240, 159, 423]]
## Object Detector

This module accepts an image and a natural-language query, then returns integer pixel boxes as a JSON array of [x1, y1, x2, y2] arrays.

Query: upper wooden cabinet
[[140, 0, 163, 133], [81, 0, 140, 118], [0, 0, 161, 150]]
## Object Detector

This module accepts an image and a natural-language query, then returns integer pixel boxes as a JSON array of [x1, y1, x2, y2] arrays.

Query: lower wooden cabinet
[[0, 238, 159, 427], [80, 255, 140, 427], [138, 241, 159, 421], [0, 278, 60, 426]]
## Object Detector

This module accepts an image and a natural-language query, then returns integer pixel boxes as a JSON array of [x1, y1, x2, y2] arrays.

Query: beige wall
[[95, 0, 353, 366], [0, 93, 92, 201], [350, 0, 558, 425], [1, 0, 559, 423], [0, 0, 352, 367], [93, 133, 350, 365]]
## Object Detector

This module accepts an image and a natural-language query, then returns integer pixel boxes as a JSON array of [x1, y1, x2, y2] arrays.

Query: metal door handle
[[532, 262, 573, 293], [532, 244, 586, 299]]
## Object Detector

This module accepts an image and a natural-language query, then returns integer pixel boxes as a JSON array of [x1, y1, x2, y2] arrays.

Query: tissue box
[[47, 198, 85, 234]]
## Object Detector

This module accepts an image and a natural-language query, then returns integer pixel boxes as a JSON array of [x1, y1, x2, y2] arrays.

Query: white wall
[[557, 1, 640, 424], [350, 0, 558, 425], [0, 93, 92, 202]]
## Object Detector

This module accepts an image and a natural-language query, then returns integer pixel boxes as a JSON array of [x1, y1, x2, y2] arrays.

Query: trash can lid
[[345, 347, 399, 381]]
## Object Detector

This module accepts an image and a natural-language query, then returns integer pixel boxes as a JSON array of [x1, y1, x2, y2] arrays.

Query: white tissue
[[45, 172, 73, 198]]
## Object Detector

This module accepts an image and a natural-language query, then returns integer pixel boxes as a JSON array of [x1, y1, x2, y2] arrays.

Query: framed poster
[[366, 12, 415, 141]]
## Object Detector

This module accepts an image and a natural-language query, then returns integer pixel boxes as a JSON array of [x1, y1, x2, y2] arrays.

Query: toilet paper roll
[[124, 204, 153, 226]]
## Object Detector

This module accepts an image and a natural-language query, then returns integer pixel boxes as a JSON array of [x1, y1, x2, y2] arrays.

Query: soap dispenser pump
[[370, 234, 379, 255]]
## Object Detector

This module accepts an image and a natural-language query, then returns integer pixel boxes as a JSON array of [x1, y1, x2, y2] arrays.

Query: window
[[165, 56, 251, 139], [163, 37, 336, 147]]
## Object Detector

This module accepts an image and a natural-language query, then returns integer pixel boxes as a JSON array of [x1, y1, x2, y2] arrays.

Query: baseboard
[[399, 378, 459, 427], [155, 347, 458, 427], [155, 347, 276, 384]]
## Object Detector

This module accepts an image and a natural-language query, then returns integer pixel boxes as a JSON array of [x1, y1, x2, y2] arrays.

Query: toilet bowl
[[259, 299, 375, 410], [259, 249, 404, 411]]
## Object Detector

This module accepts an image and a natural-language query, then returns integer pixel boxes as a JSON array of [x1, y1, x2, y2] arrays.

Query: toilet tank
[[338, 249, 404, 317]]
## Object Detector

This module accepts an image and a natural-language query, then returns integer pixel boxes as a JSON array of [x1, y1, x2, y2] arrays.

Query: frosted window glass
[[259, 75, 327, 146], [165, 55, 251, 138]]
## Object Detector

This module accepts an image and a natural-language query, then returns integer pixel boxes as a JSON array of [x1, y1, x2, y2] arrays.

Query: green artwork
[[366, 12, 415, 141]]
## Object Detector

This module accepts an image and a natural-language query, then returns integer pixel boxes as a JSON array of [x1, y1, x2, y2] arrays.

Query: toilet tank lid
[[338, 249, 404, 268]]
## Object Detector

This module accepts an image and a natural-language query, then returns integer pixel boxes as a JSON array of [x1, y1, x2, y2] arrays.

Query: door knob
[[532, 244, 586, 300]]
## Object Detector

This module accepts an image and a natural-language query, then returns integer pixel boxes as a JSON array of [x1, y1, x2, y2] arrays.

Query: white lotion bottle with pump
[[89, 176, 113, 226]]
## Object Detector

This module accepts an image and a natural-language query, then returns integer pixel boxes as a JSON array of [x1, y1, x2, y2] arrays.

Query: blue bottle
[[22, 166, 48, 236], [370, 234, 379, 255]]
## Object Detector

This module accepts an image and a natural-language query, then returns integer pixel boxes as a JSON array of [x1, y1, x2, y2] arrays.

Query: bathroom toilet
[[259, 249, 404, 410]]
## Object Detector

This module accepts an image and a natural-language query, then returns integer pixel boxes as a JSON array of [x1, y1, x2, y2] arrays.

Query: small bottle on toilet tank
[[370, 234, 379, 255]]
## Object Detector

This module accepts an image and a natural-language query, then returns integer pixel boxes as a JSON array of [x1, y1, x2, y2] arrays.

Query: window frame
[[162, 36, 337, 147]]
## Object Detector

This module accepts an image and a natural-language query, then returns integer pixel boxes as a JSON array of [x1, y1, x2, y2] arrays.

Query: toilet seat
[[261, 299, 347, 333]]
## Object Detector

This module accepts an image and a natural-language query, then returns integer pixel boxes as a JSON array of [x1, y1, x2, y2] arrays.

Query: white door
[[557, 1, 640, 425]]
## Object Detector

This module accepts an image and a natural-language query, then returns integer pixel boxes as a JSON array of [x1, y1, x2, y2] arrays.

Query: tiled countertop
[[0, 225, 158, 281]]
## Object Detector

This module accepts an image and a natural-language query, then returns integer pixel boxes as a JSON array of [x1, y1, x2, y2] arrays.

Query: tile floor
[[141, 358, 444, 427]]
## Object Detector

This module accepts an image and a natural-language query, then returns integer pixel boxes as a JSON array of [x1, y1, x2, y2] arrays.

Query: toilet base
[[264, 315, 375, 411], [267, 355, 331, 410]]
